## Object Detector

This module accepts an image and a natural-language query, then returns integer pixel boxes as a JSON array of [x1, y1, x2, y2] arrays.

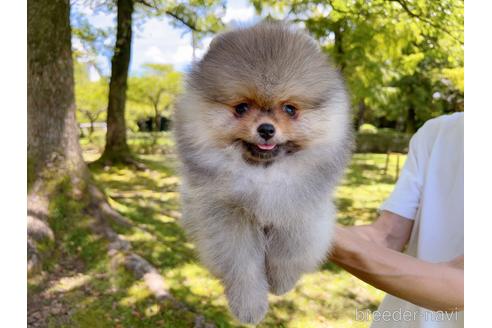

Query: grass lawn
[[29, 132, 406, 328]]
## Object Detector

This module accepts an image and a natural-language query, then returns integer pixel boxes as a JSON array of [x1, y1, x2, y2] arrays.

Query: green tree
[[86, 0, 225, 164], [127, 64, 183, 131], [74, 61, 108, 139], [252, 0, 464, 132]]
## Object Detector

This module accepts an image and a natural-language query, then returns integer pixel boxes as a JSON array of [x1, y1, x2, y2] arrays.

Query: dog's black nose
[[257, 123, 275, 140]]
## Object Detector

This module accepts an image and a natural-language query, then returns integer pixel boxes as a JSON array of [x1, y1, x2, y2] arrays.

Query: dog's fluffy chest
[[221, 165, 329, 226]]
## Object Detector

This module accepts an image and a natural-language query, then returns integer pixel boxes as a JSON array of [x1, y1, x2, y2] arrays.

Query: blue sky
[[73, 0, 260, 80]]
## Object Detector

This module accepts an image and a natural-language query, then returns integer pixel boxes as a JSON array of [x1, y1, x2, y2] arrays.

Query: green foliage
[[127, 132, 176, 154], [252, 0, 464, 132], [80, 130, 175, 161], [127, 64, 183, 130], [356, 129, 411, 153], [149, 0, 226, 33], [74, 60, 108, 128], [358, 123, 378, 134], [47, 179, 107, 269]]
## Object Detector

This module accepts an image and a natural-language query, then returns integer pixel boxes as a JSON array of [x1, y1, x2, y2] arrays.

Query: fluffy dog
[[173, 22, 353, 324]]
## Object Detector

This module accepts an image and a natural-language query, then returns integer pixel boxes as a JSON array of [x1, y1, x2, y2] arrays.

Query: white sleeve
[[379, 125, 432, 220]]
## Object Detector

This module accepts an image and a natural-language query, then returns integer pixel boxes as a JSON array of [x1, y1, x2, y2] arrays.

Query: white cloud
[[172, 44, 194, 63], [143, 46, 166, 63], [142, 44, 193, 66], [130, 17, 195, 73], [223, 7, 255, 23]]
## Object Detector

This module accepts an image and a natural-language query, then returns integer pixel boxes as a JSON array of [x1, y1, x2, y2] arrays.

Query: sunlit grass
[[31, 133, 406, 327]]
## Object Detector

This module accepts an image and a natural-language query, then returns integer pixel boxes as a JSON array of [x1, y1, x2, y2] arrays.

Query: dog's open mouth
[[242, 141, 281, 162]]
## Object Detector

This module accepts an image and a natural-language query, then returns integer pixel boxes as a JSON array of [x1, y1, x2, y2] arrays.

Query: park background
[[27, 0, 463, 327]]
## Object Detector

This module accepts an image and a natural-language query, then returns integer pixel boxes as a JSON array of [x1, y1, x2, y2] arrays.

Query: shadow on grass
[[31, 142, 398, 327], [168, 270, 238, 327], [121, 205, 196, 270], [335, 197, 354, 213], [319, 261, 343, 273], [342, 154, 404, 187], [28, 155, 231, 327]]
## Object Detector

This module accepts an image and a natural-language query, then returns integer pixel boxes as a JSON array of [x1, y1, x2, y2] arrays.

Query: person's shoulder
[[408, 113, 463, 154], [414, 113, 463, 140], [420, 112, 463, 132]]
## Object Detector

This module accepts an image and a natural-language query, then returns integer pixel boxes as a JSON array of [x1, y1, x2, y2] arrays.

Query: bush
[[128, 131, 175, 154], [358, 123, 378, 134], [356, 128, 411, 153]]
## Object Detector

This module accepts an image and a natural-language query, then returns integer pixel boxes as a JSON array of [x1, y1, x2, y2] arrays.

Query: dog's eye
[[235, 103, 249, 116], [283, 104, 297, 117]]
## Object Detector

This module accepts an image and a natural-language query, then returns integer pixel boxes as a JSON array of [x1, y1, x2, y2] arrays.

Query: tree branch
[[134, 0, 201, 32], [164, 10, 200, 32], [133, 0, 157, 9], [388, 0, 463, 45], [135, 0, 201, 32]]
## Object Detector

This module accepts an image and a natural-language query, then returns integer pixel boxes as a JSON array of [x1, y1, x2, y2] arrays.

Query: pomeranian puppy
[[174, 22, 353, 324]]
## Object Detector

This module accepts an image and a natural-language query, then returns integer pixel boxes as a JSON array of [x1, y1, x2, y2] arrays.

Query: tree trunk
[[154, 106, 160, 132], [100, 0, 134, 163], [28, 0, 88, 188], [28, 0, 89, 272], [89, 120, 95, 138], [354, 100, 367, 130], [333, 20, 346, 72], [405, 107, 416, 133]]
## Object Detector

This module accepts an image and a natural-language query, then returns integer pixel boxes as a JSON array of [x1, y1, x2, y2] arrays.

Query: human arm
[[329, 221, 464, 312], [343, 210, 414, 251]]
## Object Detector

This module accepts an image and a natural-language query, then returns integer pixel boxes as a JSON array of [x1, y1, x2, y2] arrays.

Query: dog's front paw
[[266, 261, 302, 296], [226, 286, 268, 324]]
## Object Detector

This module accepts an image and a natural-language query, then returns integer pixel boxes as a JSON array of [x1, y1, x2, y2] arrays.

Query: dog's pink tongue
[[257, 143, 276, 150]]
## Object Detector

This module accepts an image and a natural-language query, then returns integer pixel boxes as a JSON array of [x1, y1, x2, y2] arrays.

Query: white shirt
[[371, 113, 464, 328]]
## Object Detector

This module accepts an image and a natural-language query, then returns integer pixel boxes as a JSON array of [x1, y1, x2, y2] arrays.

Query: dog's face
[[204, 90, 320, 164], [180, 22, 349, 165], [226, 99, 304, 163]]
